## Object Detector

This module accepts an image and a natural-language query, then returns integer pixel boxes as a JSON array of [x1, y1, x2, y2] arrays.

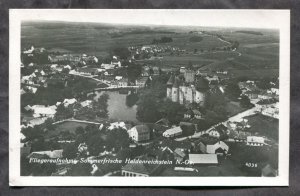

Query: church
[[166, 72, 209, 106]]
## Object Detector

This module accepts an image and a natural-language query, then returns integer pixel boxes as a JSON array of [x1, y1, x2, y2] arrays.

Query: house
[[101, 63, 116, 70], [80, 100, 93, 108], [28, 149, 63, 159], [128, 125, 151, 142], [108, 122, 129, 131], [173, 148, 187, 163], [76, 67, 99, 76], [117, 78, 128, 87], [163, 126, 183, 138], [63, 98, 77, 107], [30, 105, 57, 118], [192, 109, 203, 119], [188, 154, 218, 165], [136, 77, 149, 88], [206, 141, 229, 154], [208, 124, 227, 139], [184, 109, 194, 119], [246, 136, 265, 146]]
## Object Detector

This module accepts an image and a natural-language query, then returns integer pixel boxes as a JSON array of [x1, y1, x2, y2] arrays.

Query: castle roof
[[167, 75, 175, 86], [173, 77, 180, 88]]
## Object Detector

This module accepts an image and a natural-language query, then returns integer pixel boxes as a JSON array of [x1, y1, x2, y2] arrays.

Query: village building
[[208, 124, 227, 139], [29, 105, 57, 118], [101, 63, 116, 70], [80, 100, 93, 108], [135, 77, 149, 88], [27, 149, 63, 159], [163, 126, 183, 138], [76, 67, 99, 76], [206, 141, 229, 154], [128, 124, 151, 142], [63, 98, 77, 107], [188, 154, 218, 165], [246, 136, 265, 146], [173, 148, 187, 163]]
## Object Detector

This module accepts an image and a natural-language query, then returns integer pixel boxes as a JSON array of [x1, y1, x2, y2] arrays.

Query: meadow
[[21, 21, 279, 79]]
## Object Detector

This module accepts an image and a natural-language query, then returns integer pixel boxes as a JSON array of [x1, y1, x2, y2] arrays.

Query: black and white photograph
[[9, 9, 290, 186]]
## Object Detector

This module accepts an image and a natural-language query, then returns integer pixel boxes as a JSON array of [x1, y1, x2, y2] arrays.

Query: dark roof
[[172, 77, 181, 88], [195, 77, 209, 92], [185, 109, 194, 116], [134, 124, 150, 134], [166, 75, 174, 86]]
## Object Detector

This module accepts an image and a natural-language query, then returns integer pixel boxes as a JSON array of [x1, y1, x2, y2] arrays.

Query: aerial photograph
[[20, 20, 279, 177]]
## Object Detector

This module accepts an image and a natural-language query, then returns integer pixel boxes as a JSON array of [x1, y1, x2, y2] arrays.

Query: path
[[53, 118, 102, 125]]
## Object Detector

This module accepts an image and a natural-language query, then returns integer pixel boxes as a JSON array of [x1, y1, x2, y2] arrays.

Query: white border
[[9, 9, 290, 186]]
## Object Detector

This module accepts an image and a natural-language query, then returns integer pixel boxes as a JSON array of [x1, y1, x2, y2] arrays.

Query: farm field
[[21, 21, 279, 79]]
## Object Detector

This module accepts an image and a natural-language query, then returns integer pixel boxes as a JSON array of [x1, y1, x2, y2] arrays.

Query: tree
[[160, 100, 185, 124], [127, 63, 142, 82], [113, 47, 131, 60], [225, 81, 242, 100], [106, 128, 130, 151], [63, 143, 78, 159], [136, 93, 162, 123], [240, 95, 254, 108], [126, 92, 139, 107]]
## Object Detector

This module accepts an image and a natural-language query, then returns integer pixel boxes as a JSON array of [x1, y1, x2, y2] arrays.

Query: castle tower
[[194, 77, 209, 106], [179, 84, 186, 104], [172, 77, 180, 103], [166, 75, 175, 99]]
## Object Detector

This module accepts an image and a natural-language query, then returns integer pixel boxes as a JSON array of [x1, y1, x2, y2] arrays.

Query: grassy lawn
[[45, 121, 90, 139], [244, 114, 279, 141], [226, 101, 248, 117]]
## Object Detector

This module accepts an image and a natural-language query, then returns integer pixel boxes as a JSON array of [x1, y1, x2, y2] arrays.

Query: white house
[[206, 141, 229, 154], [163, 126, 183, 138], [246, 136, 265, 146], [128, 125, 150, 142]]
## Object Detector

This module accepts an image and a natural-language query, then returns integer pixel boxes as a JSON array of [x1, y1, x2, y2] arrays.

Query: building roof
[[174, 148, 186, 158], [28, 149, 63, 159], [173, 77, 181, 88], [206, 141, 229, 153], [163, 126, 183, 136], [167, 75, 175, 86], [134, 124, 150, 134], [188, 154, 218, 164]]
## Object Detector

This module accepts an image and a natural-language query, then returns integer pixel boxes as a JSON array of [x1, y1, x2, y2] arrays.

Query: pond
[[93, 91, 139, 122]]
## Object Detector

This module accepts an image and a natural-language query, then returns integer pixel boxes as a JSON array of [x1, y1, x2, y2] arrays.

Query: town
[[20, 26, 279, 177]]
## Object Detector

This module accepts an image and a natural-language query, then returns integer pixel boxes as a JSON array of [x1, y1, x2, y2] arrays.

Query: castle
[[166, 73, 209, 106]]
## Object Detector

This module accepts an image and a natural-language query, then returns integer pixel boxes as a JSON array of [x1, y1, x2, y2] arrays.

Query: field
[[21, 21, 279, 79], [45, 121, 89, 139]]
